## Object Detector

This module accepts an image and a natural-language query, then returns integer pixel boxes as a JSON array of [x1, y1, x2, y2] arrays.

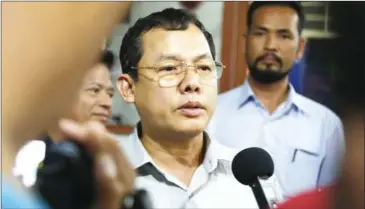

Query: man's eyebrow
[[86, 82, 102, 87], [87, 82, 114, 90], [157, 53, 212, 62], [253, 26, 293, 34], [277, 28, 292, 34], [253, 26, 269, 32], [193, 53, 212, 62], [157, 54, 181, 62]]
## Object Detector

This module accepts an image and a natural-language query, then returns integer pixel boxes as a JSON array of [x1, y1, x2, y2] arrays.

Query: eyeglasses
[[131, 61, 225, 87]]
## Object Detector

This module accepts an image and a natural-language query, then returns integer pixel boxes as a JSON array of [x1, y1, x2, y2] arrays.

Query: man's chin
[[249, 68, 289, 84], [174, 118, 207, 136]]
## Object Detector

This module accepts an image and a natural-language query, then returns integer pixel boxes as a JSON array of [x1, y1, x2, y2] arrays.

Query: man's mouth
[[258, 53, 282, 66], [178, 101, 204, 118], [262, 55, 277, 63], [179, 101, 203, 109]]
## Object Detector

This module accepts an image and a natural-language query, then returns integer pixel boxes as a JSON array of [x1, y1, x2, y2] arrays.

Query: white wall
[[107, 2, 224, 126]]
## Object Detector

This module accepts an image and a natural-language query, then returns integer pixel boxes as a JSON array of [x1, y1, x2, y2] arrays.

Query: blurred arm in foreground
[[2, 2, 135, 209]]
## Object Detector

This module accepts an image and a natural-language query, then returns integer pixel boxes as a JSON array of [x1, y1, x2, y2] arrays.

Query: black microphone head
[[232, 147, 274, 186]]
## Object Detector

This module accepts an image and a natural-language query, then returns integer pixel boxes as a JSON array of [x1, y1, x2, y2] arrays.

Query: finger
[[58, 118, 87, 139], [113, 146, 136, 192], [95, 132, 136, 192], [91, 131, 136, 208], [59, 119, 109, 153], [59, 118, 133, 182], [60, 118, 136, 208], [94, 154, 122, 209], [60, 118, 132, 187]]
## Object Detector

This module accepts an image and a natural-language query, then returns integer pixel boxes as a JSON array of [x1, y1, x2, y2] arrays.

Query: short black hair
[[119, 8, 216, 80], [100, 50, 115, 69], [247, 1, 305, 34]]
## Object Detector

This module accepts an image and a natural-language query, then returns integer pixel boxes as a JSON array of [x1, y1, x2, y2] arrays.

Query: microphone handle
[[250, 178, 270, 209]]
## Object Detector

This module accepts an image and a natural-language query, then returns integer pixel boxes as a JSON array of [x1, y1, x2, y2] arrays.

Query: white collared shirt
[[207, 80, 345, 199], [119, 124, 284, 209]]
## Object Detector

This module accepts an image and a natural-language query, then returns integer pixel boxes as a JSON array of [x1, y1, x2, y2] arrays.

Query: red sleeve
[[276, 187, 334, 209]]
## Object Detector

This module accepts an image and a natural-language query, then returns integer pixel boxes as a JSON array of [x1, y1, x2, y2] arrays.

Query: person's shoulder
[[218, 85, 244, 104], [116, 130, 145, 168], [295, 94, 341, 124], [214, 84, 246, 114], [116, 132, 136, 158], [219, 85, 243, 99], [210, 138, 239, 162], [117, 131, 136, 147]]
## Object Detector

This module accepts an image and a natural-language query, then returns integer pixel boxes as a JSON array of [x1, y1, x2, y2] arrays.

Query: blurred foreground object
[[2, 2, 133, 209], [276, 2, 365, 209]]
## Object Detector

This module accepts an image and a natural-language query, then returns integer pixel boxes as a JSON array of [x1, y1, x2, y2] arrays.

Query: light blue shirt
[[2, 176, 49, 209], [119, 123, 285, 208], [207, 80, 345, 199]]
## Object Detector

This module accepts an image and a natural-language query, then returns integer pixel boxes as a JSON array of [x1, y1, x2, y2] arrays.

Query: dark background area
[[302, 2, 365, 112]]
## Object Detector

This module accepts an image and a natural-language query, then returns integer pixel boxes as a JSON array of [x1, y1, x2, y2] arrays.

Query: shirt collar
[[122, 123, 152, 169], [238, 79, 255, 108], [202, 133, 235, 173], [238, 79, 309, 114], [122, 122, 235, 173]]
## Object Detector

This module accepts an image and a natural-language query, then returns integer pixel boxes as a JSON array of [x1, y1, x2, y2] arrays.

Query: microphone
[[232, 147, 274, 209]]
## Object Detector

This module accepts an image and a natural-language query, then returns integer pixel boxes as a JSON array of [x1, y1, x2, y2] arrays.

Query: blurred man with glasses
[[116, 8, 282, 208]]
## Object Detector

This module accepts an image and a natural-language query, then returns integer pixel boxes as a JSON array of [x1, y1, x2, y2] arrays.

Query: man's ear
[[296, 38, 306, 60], [116, 74, 135, 103]]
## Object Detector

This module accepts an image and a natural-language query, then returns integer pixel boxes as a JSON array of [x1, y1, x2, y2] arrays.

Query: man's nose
[[99, 92, 112, 109], [264, 34, 278, 51], [179, 68, 201, 94]]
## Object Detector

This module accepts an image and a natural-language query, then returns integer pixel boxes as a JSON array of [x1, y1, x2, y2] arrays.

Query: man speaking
[[116, 8, 282, 208]]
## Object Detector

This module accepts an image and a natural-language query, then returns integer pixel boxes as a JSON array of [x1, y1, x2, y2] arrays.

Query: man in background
[[207, 1, 344, 199], [277, 95, 364, 209], [3, 3, 135, 209], [13, 50, 116, 188]]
